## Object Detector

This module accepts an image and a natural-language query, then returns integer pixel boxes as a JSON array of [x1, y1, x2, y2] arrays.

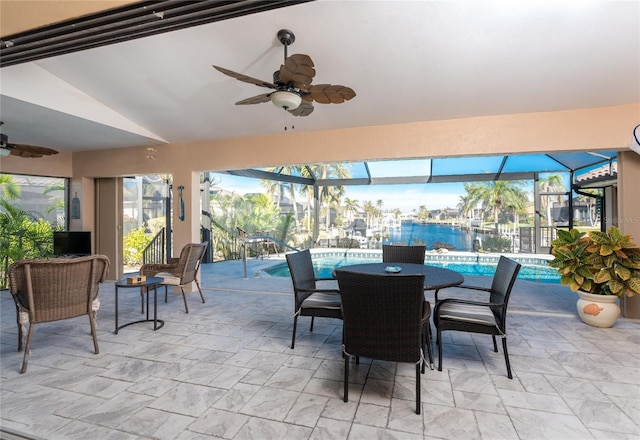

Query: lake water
[[385, 222, 489, 252]]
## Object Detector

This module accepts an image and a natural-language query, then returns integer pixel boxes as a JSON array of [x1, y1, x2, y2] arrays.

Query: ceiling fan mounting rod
[[277, 29, 295, 62]]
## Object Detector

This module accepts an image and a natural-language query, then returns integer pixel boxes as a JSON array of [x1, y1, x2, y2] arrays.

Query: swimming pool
[[265, 249, 560, 283]]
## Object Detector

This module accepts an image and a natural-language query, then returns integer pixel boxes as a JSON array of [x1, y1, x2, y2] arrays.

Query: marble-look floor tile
[[240, 387, 299, 421], [309, 417, 351, 440], [188, 407, 249, 438], [347, 423, 423, 440], [453, 390, 507, 414], [284, 392, 329, 427], [507, 406, 593, 439], [565, 397, 639, 436], [353, 402, 390, 428], [148, 382, 226, 417], [265, 365, 315, 391], [476, 412, 519, 440], [233, 416, 313, 440], [421, 404, 480, 438], [2, 276, 638, 440]]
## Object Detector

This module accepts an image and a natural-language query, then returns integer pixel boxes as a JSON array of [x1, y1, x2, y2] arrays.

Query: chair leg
[[415, 362, 421, 414], [492, 335, 498, 352], [141, 292, 144, 313], [291, 315, 299, 349], [502, 336, 513, 379], [344, 353, 349, 402], [195, 279, 205, 303], [15, 304, 23, 352], [425, 324, 435, 370], [181, 287, 189, 313], [20, 323, 34, 374], [89, 312, 99, 354], [309, 316, 315, 332], [437, 329, 443, 372]]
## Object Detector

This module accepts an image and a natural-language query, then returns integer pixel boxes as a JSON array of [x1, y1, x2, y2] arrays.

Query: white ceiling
[[1, 1, 639, 153]]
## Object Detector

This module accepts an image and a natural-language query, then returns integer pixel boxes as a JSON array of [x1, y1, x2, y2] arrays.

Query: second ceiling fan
[[213, 29, 356, 117]]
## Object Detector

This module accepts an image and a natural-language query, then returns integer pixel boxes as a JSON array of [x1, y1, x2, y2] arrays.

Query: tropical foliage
[[0, 187, 58, 288], [123, 226, 153, 265], [463, 181, 529, 231], [549, 227, 640, 297]]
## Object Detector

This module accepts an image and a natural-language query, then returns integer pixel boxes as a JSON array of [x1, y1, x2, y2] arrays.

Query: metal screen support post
[[242, 241, 248, 279]]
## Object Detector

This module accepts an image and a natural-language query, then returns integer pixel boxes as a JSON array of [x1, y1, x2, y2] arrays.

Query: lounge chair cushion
[[437, 303, 497, 326], [156, 272, 182, 286]]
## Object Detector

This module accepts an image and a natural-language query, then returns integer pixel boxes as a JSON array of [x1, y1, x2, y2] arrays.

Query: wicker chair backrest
[[489, 256, 521, 324], [335, 270, 424, 363], [8, 255, 110, 323], [286, 250, 317, 303], [382, 245, 426, 265], [177, 243, 208, 283]]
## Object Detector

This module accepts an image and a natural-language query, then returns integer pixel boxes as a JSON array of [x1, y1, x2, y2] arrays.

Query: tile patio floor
[[1, 256, 639, 440]]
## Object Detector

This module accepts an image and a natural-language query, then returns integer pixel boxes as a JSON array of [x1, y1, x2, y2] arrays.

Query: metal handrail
[[142, 227, 165, 265], [241, 234, 300, 279]]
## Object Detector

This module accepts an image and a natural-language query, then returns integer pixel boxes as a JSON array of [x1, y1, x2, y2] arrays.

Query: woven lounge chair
[[382, 244, 426, 265], [140, 242, 207, 313], [434, 255, 521, 378], [8, 255, 110, 373], [335, 270, 427, 414], [286, 249, 342, 349]]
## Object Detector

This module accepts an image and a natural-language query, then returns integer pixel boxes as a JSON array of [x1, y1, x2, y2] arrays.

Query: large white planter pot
[[576, 290, 620, 328]]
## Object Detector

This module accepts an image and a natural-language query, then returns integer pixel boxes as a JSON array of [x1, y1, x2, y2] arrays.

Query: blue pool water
[[266, 252, 560, 284]]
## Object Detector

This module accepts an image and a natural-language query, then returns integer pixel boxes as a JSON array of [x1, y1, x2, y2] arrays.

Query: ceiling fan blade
[[279, 54, 315, 89], [288, 101, 314, 117], [235, 93, 273, 105], [308, 84, 356, 104], [212, 65, 275, 89], [10, 144, 59, 158]]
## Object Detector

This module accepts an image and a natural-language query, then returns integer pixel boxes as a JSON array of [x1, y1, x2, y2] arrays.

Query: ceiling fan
[[213, 29, 356, 117], [0, 122, 59, 158]]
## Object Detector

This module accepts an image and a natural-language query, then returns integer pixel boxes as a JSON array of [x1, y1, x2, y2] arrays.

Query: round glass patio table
[[334, 263, 464, 291]]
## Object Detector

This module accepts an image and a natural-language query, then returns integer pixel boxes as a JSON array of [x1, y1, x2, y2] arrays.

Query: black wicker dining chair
[[433, 255, 521, 378], [286, 249, 342, 349], [335, 270, 427, 414], [382, 244, 426, 264]]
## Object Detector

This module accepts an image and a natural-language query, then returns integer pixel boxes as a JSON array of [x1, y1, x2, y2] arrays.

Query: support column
[[617, 151, 640, 318]]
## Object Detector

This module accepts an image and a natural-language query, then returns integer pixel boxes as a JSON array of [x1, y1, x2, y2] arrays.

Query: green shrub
[[482, 236, 512, 252], [123, 227, 152, 265]]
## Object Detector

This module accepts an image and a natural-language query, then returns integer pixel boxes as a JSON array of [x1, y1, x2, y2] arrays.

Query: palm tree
[[343, 198, 360, 225], [457, 193, 474, 223], [464, 181, 528, 232], [538, 173, 567, 226], [0, 174, 20, 200]]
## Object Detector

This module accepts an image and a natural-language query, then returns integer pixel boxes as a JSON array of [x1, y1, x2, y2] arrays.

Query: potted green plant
[[549, 226, 640, 327]]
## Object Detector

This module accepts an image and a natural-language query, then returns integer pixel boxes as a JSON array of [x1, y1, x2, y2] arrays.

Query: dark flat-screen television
[[53, 231, 92, 256]]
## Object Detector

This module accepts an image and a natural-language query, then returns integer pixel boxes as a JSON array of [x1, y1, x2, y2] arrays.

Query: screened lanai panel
[[546, 151, 617, 171], [432, 156, 504, 176], [222, 150, 619, 186], [502, 154, 570, 173], [366, 159, 431, 178]]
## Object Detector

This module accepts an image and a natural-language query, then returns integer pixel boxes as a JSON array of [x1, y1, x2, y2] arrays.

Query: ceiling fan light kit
[[213, 29, 355, 118], [0, 132, 14, 156], [271, 91, 302, 110]]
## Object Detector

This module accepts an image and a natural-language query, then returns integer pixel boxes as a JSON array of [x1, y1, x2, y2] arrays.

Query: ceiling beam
[[0, 0, 314, 67]]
